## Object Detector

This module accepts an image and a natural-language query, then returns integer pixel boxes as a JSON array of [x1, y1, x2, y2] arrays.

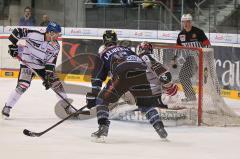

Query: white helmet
[[181, 14, 193, 21]]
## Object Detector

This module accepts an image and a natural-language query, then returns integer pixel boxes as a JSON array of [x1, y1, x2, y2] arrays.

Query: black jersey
[[95, 45, 143, 82], [177, 26, 210, 48]]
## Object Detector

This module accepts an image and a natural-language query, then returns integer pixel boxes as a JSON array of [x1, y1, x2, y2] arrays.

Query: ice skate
[[2, 105, 12, 119], [154, 122, 168, 139], [91, 124, 109, 143]]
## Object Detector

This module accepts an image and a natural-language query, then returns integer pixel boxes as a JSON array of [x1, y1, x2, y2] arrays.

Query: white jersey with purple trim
[[18, 30, 60, 70]]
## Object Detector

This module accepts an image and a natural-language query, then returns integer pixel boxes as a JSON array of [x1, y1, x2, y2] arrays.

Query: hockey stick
[[23, 101, 130, 137], [16, 56, 77, 111], [23, 105, 88, 137]]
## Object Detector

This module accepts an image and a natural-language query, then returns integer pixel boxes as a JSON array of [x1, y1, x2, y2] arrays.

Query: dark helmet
[[46, 21, 61, 33], [103, 30, 117, 46], [137, 41, 153, 55]]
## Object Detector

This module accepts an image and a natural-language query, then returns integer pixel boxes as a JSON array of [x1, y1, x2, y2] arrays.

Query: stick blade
[[23, 129, 40, 137]]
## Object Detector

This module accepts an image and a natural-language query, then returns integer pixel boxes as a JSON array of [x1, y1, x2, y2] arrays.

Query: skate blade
[[1, 114, 10, 120], [91, 136, 106, 143], [161, 138, 170, 142]]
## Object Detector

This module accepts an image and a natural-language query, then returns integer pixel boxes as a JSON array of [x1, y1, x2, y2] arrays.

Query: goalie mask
[[103, 30, 117, 46], [137, 41, 153, 55]]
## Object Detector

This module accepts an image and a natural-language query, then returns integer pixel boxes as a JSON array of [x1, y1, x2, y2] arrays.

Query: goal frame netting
[[151, 44, 240, 126]]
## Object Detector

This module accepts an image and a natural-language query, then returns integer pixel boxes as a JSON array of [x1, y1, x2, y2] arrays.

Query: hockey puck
[[172, 64, 177, 69]]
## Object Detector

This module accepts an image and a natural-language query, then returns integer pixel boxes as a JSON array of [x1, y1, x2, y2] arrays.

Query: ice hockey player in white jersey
[[137, 41, 178, 108], [1, 22, 75, 118]]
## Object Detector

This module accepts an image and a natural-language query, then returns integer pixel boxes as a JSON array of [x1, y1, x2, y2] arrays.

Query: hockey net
[[152, 45, 240, 126]]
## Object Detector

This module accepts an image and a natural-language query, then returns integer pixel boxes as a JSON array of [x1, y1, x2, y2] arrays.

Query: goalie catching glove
[[163, 83, 178, 96], [8, 44, 18, 57]]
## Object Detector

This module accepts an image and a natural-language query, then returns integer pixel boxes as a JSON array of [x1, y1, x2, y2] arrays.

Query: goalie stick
[[23, 105, 87, 137]]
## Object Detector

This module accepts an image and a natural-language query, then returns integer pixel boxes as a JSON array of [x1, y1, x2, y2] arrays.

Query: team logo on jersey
[[126, 55, 141, 62], [192, 33, 197, 39], [180, 35, 186, 41]]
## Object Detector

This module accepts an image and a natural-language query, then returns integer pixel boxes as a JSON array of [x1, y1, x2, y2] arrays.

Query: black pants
[[98, 62, 161, 107]]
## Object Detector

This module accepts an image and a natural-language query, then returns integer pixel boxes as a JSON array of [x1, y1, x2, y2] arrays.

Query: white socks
[[5, 89, 22, 108]]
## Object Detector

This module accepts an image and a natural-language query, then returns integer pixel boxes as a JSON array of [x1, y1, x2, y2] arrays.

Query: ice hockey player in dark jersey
[[177, 23, 210, 48], [175, 14, 211, 102], [90, 30, 168, 142], [1, 22, 75, 118]]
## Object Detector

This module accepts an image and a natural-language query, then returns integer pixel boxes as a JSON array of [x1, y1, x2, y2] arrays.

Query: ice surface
[[0, 78, 240, 159]]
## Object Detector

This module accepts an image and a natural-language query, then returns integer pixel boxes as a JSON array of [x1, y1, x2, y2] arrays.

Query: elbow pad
[[9, 28, 28, 45]]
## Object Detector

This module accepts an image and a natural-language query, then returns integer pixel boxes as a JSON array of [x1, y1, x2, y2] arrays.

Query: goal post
[[152, 45, 240, 126]]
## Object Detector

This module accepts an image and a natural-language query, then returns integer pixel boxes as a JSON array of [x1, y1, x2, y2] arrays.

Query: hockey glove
[[43, 70, 54, 90], [86, 92, 97, 109], [8, 44, 18, 57]]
